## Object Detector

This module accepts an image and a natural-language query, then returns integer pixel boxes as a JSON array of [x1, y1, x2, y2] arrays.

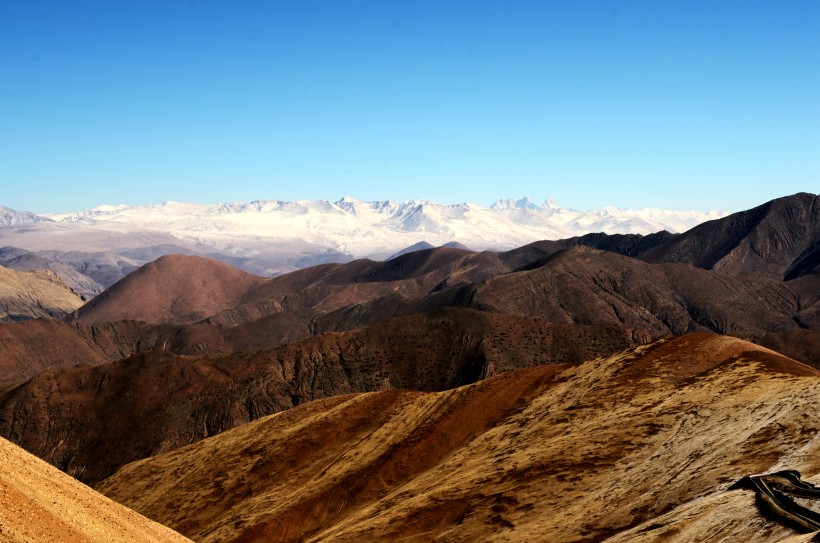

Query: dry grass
[[99, 333, 820, 542]]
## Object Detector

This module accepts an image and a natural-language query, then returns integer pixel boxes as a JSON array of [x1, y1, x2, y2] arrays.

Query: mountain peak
[[490, 197, 540, 211], [0, 206, 53, 226]]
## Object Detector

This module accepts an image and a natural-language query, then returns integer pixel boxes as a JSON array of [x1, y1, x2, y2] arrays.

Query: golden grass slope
[[0, 436, 191, 543], [98, 334, 820, 542]]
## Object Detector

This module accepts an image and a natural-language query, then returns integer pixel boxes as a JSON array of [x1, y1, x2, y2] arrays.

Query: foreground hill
[[0, 265, 84, 321], [96, 334, 820, 542], [0, 308, 640, 483], [0, 436, 191, 543]]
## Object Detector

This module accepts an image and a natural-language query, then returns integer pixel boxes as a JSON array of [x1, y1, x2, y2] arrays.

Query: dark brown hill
[[307, 246, 816, 366], [96, 334, 820, 543], [751, 329, 820, 369], [498, 229, 676, 269], [72, 254, 265, 324], [0, 308, 641, 484], [0, 316, 312, 393], [785, 240, 820, 280], [71, 311, 314, 360], [640, 192, 819, 278], [0, 319, 108, 392], [471, 246, 807, 336], [206, 247, 512, 325]]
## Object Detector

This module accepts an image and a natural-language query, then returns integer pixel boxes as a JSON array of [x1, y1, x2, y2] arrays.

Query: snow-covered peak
[[10, 196, 730, 274], [491, 197, 543, 211], [334, 197, 398, 217], [0, 206, 53, 226], [91, 204, 128, 213]]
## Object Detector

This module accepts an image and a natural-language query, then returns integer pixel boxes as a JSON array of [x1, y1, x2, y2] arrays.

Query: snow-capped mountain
[[0, 197, 728, 278], [0, 206, 53, 226]]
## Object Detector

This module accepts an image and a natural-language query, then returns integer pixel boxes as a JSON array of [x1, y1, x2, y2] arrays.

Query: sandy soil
[[0, 436, 191, 543]]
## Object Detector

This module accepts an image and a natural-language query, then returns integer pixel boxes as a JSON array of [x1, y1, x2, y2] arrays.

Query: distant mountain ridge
[[0, 197, 727, 280], [45, 196, 725, 240], [0, 205, 53, 226]]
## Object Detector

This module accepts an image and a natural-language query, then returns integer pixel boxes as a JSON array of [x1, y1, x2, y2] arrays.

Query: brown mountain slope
[[752, 330, 820, 369], [212, 240, 677, 327], [0, 265, 84, 322], [311, 246, 814, 352], [206, 247, 512, 326], [640, 192, 819, 279], [97, 334, 820, 543], [72, 254, 265, 324], [70, 311, 313, 360], [0, 315, 306, 393], [0, 319, 109, 392], [3, 242, 813, 395], [0, 436, 191, 543], [471, 246, 807, 336], [0, 308, 641, 484]]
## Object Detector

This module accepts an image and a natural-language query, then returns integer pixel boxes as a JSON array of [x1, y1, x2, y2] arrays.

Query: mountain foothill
[[0, 191, 818, 542]]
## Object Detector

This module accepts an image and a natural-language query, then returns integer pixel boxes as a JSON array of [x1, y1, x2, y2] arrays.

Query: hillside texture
[[0, 436, 191, 543], [97, 334, 820, 542]]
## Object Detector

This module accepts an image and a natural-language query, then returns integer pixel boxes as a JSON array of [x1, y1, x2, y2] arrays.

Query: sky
[[1, 1, 818, 214]]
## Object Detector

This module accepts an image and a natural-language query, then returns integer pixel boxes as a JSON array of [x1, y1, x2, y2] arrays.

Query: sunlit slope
[[1, 308, 636, 484], [0, 265, 84, 322], [0, 436, 191, 543], [99, 334, 820, 542]]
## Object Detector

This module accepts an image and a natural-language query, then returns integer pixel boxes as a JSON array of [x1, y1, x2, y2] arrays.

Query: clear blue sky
[[1, 1, 818, 213]]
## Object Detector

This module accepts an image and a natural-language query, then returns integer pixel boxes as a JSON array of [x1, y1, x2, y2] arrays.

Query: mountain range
[[0, 196, 727, 291], [0, 191, 818, 542]]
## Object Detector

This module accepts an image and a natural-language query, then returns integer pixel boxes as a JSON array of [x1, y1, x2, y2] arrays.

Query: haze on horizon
[[1, 1, 818, 214]]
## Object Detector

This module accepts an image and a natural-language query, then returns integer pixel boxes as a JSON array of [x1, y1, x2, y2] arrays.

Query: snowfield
[[1, 197, 727, 276]]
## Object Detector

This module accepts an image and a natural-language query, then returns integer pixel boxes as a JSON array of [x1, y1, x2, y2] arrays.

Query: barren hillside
[[0, 265, 84, 322], [0, 308, 641, 484], [0, 436, 191, 543], [98, 334, 820, 542]]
